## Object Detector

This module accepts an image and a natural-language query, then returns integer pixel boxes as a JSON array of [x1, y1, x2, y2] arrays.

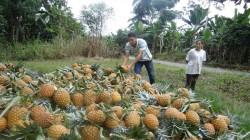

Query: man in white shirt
[[122, 32, 155, 84], [185, 39, 206, 90]]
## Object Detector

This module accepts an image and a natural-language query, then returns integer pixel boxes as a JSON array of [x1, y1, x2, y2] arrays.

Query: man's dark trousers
[[134, 60, 155, 84]]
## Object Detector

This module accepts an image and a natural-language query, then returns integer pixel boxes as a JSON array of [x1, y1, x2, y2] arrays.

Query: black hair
[[128, 32, 137, 38]]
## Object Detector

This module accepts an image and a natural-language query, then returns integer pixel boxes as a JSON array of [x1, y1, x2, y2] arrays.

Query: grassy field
[[11, 57, 250, 132]]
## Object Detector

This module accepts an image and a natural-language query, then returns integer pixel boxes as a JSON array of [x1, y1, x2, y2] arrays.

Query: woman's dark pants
[[185, 74, 199, 90]]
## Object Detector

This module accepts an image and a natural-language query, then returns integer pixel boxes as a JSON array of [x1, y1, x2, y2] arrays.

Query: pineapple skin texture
[[143, 114, 159, 130], [81, 125, 100, 140], [47, 124, 69, 139], [53, 88, 71, 108], [125, 111, 141, 128]]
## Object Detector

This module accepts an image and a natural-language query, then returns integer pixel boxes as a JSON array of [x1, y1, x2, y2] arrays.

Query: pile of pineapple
[[0, 62, 243, 140]]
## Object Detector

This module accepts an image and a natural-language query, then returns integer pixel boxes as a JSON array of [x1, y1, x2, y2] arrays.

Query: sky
[[68, 0, 247, 35]]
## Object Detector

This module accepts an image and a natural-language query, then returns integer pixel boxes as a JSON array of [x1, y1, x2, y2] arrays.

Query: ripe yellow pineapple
[[211, 117, 228, 134], [217, 115, 230, 125], [21, 86, 33, 95], [111, 91, 121, 103], [98, 91, 112, 104], [185, 110, 200, 126], [86, 103, 97, 113], [81, 125, 100, 140], [145, 105, 161, 117], [83, 90, 96, 106], [143, 114, 159, 130], [108, 73, 117, 80], [120, 65, 129, 73], [125, 111, 141, 128], [52, 114, 64, 125], [14, 79, 27, 88], [22, 75, 33, 83], [71, 63, 78, 68], [47, 124, 69, 139], [166, 108, 186, 121], [172, 98, 188, 109], [39, 84, 57, 98], [71, 92, 84, 107], [104, 113, 120, 129], [189, 103, 200, 111], [87, 110, 106, 125], [0, 117, 7, 132], [204, 123, 215, 135], [53, 88, 71, 108], [178, 88, 189, 97], [142, 81, 152, 91], [112, 106, 123, 118], [0, 85, 6, 93], [7, 106, 28, 128], [156, 94, 171, 106], [0, 75, 10, 86], [64, 72, 73, 80], [31, 105, 52, 128]]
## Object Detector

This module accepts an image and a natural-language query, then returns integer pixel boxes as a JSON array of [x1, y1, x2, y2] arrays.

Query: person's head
[[128, 32, 137, 47], [195, 39, 204, 51]]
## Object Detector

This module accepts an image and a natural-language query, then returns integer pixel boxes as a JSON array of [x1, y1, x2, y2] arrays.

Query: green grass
[[11, 57, 250, 132]]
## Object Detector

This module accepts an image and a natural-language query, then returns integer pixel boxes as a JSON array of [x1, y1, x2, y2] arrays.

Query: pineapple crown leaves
[[1, 123, 45, 140], [59, 128, 81, 140], [136, 91, 157, 105], [152, 82, 170, 94]]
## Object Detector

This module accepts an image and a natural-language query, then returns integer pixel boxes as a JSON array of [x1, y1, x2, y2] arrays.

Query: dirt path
[[153, 59, 250, 76]]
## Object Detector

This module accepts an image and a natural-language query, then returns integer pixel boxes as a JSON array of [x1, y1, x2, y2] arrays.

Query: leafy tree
[[81, 2, 113, 37], [81, 2, 113, 57]]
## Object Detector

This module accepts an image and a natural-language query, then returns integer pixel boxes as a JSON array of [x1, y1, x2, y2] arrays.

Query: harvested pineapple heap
[[0, 63, 244, 140]]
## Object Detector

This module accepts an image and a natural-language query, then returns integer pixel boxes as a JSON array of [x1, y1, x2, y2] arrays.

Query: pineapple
[[211, 117, 228, 134], [0, 75, 10, 86], [143, 114, 159, 130], [7, 106, 28, 128], [189, 103, 200, 111], [104, 113, 120, 129], [185, 110, 200, 126], [21, 86, 33, 95], [0, 63, 6, 71], [53, 88, 71, 108], [156, 94, 171, 106], [72, 63, 78, 68], [111, 91, 121, 103], [87, 110, 106, 125], [82, 67, 93, 74], [120, 65, 129, 73], [47, 124, 69, 139], [98, 91, 112, 104], [125, 111, 141, 128], [108, 73, 117, 80], [86, 103, 97, 113], [217, 115, 230, 125], [39, 84, 57, 98], [52, 114, 64, 125], [142, 81, 152, 91], [31, 105, 52, 128], [22, 75, 33, 83], [0, 85, 6, 93], [204, 123, 215, 135], [81, 125, 100, 140], [164, 107, 186, 121], [145, 105, 161, 117], [172, 98, 187, 109], [83, 90, 96, 106], [64, 72, 73, 80], [14, 79, 27, 88], [178, 88, 189, 97], [112, 106, 123, 118], [0, 117, 7, 132], [71, 92, 84, 107]]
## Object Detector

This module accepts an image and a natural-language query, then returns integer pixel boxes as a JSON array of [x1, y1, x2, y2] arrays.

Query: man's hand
[[127, 64, 133, 71]]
